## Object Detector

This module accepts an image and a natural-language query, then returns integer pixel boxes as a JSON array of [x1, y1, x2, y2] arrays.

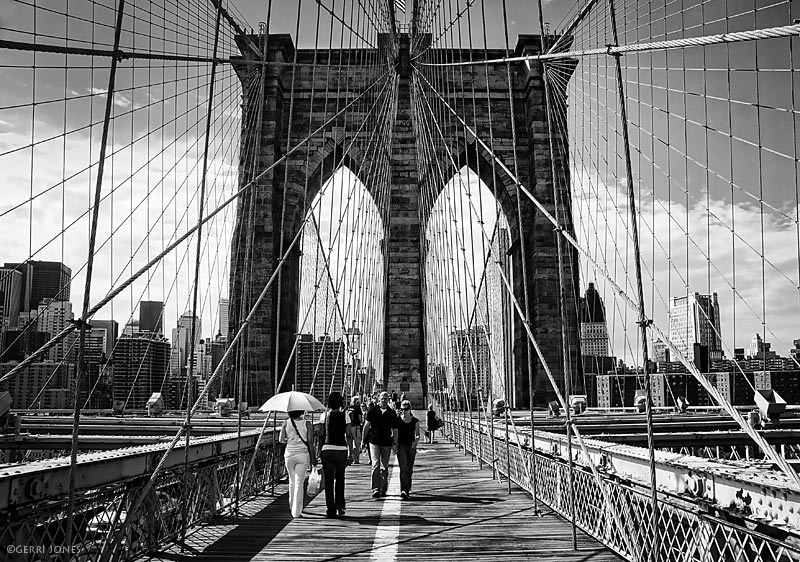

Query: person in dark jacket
[[317, 392, 351, 518], [361, 391, 399, 498], [426, 404, 439, 443], [346, 396, 363, 464]]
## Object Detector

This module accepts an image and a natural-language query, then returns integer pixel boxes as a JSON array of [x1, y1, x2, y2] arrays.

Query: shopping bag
[[306, 466, 323, 496]]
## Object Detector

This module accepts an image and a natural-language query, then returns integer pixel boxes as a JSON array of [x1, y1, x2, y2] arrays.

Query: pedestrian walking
[[396, 400, 423, 499], [278, 410, 315, 518], [317, 392, 351, 518], [426, 404, 439, 443], [346, 396, 363, 464], [361, 391, 399, 498]]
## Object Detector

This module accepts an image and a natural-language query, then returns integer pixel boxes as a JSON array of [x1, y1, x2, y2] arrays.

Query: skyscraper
[[84, 322, 115, 408], [0, 268, 22, 329], [448, 327, 492, 401], [747, 333, 776, 361], [218, 298, 229, 337], [0, 362, 74, 409], [170, 313, 202, 376], [112, 333, 170, 409], [475, 227, 514, 402], [580, 282, 609, 356], [36, 298, 75, 363], [138, 301, 164, 335], [91, 319, 119, 359], [3, 261, 71, 312], [295, 334, 346, 403], [668, 292, 722, 367]]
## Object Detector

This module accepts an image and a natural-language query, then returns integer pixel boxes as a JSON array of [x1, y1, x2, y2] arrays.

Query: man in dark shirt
[[361, 391, 399, 497]]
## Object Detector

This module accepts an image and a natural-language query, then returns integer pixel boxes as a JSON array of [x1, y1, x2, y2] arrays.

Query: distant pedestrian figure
[[317, 392, 351, 518], [346, 396, 363, 464], [279, 410, 315, 518], [361, 400, 371, 463], [362, 391, 399, 498], [426, 404, 439, 443], [396, 400, 423, 499]]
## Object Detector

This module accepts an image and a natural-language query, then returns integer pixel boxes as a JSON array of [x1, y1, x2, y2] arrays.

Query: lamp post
[[344, 320, 362, 396]]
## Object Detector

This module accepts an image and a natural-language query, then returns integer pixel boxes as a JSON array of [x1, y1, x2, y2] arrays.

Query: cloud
[[0, 92, 239, 342], [572, 168, 800, 362]]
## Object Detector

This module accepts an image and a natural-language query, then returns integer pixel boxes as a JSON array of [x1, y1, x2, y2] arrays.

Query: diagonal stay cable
[[417, 23, 800, 66], [417, 67, 800, 490], [102, 70, 395, 558], [0, 67, 393, 388]]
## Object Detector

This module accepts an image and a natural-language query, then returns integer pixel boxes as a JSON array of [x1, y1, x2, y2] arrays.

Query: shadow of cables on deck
[[150, 492, 293, 562], [408, 493, 502, 505], [342, 513, 442, 527]]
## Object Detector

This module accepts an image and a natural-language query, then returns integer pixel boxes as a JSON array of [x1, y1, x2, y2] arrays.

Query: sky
[[1, 0, 798, 369]]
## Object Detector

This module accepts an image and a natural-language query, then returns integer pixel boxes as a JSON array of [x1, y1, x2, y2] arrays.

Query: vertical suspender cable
[[65, 0, 126, 546], [535, 0, 577, 548], [608, 1, 659, 559], [180, 3, 223, 549], [275, 0, 304, 397], [496, 0, 536, 495], [498, 0, 529, 498], [238, 2, 273, 514]]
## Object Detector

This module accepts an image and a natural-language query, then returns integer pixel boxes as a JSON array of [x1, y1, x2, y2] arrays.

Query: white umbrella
[[258, 391, 325, 413]]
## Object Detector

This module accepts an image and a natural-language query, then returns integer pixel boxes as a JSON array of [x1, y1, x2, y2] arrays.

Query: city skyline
[[1, 0, 798, 382]]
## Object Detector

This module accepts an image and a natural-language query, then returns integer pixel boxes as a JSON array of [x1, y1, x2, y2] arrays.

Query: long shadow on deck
[[409, 492, 501, 505], [150, 492, 293, 562]]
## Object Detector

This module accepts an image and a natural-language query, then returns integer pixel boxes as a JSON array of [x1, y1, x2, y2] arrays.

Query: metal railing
[[442, 413, 800, 562], [0, 434, 285, 561]]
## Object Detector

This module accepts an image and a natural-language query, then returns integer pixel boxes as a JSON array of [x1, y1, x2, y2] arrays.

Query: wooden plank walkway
[[139, 441, 624, 562]]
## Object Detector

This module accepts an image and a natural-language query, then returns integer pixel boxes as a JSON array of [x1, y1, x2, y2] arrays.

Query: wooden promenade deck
[[139, 441, 624, 562]]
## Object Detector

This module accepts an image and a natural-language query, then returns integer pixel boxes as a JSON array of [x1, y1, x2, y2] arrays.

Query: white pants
[[285, 451, 309, 518]]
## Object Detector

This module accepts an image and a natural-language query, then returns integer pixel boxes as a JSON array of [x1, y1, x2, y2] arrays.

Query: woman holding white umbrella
[[267, 391, 324, 519]]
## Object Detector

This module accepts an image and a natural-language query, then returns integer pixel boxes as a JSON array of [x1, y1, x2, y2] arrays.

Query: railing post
[[490, 398, 497, 480], [504, 405, 511, 494], [477, 390, 484, 468]]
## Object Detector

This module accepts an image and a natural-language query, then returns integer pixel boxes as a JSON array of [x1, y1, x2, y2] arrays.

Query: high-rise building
[[138, 301, 164, 335], [3, 260, 71, 312], [91, 320, 119, 359], [668, 292, 722, 367], [295, 334, 346, 403], [171, 313, 201, 375], [448, 327, 492, 400], [747, 333, 777, 361], [122, 319, 140, 336], [791, 339, 800, 366], [0, 268, 23, 329], [652, 338, 670, 363], [112, 332, 170, 409], [579, 282, 609, 356], [218, 298, 229, 338], [0, 362, 74, 409], [299, 221, 343, 336], [192, 339, 214, 384], [36, 298, 75, 363], [2, 325, 49, 362], [475, 227, 514, 403], [84, 323, 115, 408]]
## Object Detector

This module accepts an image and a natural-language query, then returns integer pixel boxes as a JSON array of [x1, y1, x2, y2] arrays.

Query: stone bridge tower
[[228, 33, 578, 409]]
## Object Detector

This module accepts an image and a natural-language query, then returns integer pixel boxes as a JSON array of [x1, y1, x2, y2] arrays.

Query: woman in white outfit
[[279, 409, 315, 518]]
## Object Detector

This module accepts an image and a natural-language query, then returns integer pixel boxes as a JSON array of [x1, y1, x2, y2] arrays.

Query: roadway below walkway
[[138, 439, 624, 562]]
